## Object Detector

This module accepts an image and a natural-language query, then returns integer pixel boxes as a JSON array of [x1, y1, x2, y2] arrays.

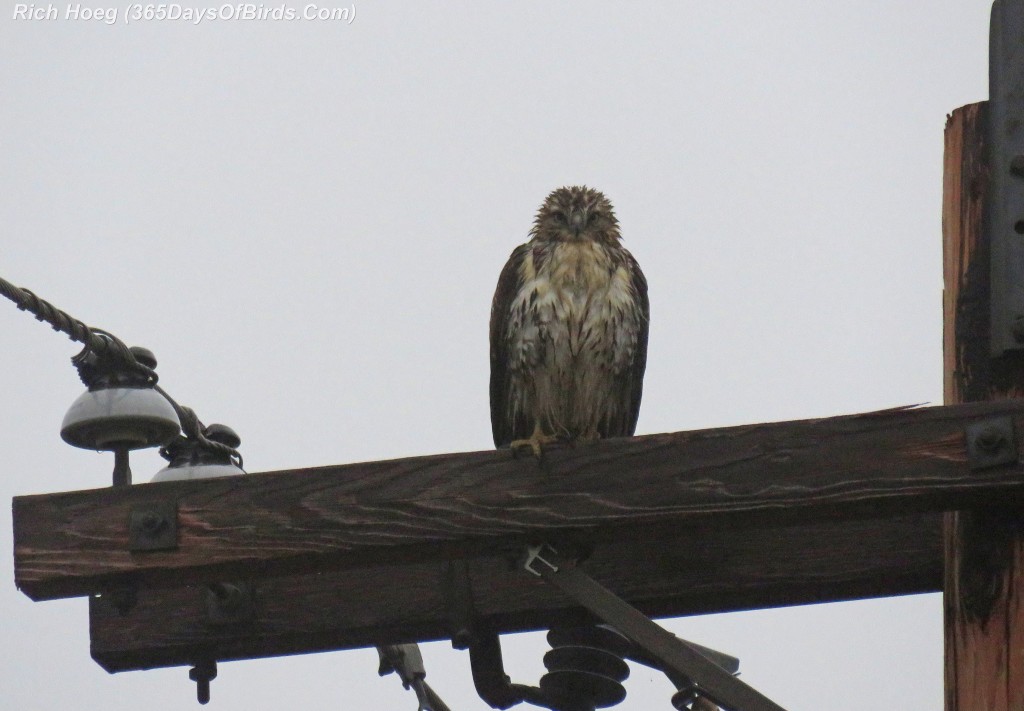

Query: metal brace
[[445, 559, 476, 650], [522, 543, 788, 711]]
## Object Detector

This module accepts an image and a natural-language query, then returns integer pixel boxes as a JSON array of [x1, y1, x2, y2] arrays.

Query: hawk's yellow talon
[[509, 427, 558, 460]]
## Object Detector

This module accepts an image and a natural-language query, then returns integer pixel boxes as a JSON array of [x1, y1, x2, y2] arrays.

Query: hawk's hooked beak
[[570, 210, 585, 235]]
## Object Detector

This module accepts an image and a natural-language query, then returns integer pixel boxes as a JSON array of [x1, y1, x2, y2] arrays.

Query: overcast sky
[[0, 2, 993, 709]]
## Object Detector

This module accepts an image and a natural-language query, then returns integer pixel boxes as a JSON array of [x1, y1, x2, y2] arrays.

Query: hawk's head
[[530, 186, 621, 245]]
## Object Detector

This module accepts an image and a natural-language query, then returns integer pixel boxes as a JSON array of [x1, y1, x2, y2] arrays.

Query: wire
[[0, 273, 242, 467]]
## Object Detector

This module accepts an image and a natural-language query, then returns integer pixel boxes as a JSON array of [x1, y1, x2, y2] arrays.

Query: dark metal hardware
[[540, 626, 629, 710], [522, 544, 787, 711], [467, 631, 565, 710], [377, 643, 453, 711], [98, 586, 138, 617], [988, 0, 1024, 354], [462, 546, 750, 711], [626, 635, 739, 679], [189, 659, 217, 705], [204, 582, 255, 625], [446, 559, 476, 650], [623, 629, 739, 708], [465, 620, 739, 711], [966, 416, 1018, 470], [128, 502, 177, 551], [112, 447, 132, 487]]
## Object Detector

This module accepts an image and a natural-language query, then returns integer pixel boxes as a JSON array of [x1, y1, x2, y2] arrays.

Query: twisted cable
[[156, 388, 243, 468], [0, 275, 154, 384], [1, 274, 241, 467], [0, 277, 99, 347]]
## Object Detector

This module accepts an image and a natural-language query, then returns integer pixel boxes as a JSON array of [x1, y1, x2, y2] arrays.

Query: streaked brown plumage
[[489, 186, 649, 455]]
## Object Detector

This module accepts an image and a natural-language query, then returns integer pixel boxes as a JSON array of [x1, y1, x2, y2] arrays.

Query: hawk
[[489, 186, 649, 456]]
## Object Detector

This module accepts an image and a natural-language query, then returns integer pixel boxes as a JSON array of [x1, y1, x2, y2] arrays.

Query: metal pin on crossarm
[[1, 273, 247, 703]]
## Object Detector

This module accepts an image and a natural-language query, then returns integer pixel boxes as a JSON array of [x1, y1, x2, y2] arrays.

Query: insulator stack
[[539, 626, 631, 711]]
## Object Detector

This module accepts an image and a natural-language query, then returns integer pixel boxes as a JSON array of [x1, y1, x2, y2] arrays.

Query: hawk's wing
[[602, 252, 650, 438], [489, 244, 531, 448]]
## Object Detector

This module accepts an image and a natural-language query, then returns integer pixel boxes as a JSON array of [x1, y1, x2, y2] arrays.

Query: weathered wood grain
[[14, 398, 1024, 602], [89, 513, 942, 672], [943, 101, 1024, 711]]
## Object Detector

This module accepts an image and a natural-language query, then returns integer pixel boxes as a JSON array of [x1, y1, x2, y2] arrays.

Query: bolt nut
[[966, 417, 1018, 470], [204, 581, 255, 625], [128, 502, 178, 551], [974, 427, 1008, 454], [138, 511, 167, 535]]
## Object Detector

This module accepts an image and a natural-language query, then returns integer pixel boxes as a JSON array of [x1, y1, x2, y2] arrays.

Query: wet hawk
[[489, 186, 649, 456]]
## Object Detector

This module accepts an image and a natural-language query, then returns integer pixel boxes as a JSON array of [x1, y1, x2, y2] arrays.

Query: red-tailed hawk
[[490, 186, 649, 456]]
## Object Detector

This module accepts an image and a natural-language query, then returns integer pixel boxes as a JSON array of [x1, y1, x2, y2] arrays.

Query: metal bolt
[[965, 417, 1017, 471], [974, 427, 1009, 455], [128, 503, 177, 551], [205, 581, 255, 625], [138, 511, 167, 536], [209, 583, 244, 612], [189, 660, 217, 705]]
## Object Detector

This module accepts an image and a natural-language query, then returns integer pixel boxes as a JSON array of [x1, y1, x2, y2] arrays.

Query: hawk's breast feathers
[[489, 187, 649, 448]]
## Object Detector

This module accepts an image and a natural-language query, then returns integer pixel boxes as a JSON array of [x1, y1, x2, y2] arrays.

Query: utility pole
[[943, 99, 1024, 708], [11, 7, 1024, 708]]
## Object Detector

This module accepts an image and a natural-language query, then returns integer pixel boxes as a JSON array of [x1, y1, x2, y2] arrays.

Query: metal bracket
[[128, 501, 178, 551], [445, 559, 477, 650], [522, 543, 788, 711], [966, 416, 1018, 469], [377, 643, 454, 711], [523, 544, 560, 577], [988, 0, 1024, 355]]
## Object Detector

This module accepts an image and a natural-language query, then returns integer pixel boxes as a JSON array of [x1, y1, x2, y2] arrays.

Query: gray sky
[[0, 1, 990, 709]]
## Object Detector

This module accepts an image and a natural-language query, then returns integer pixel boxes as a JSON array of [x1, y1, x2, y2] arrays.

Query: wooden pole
[[943, 101, 1024, 710]]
